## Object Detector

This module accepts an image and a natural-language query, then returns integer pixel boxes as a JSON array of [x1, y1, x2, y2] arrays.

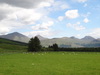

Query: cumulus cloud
[[0, 18, 25, 35], [16, 9, 43, 25], [0, 4, 15, 20], [0, 0, 54, 8], [58, 16, 64, 21], [23, 29, 55, 38], [65, 10, 79, 19], [0, 0, 54, 35], [0, 26, 11, 35], [48, 1, 70, 11], [83, 18, 89, 23], [56, 1, 69, 10], [38, 2, 52, 8], [67, 22, 85, 30], [31, 21, 54, 30], [87, 28, 100, 38], [0, 0, 70, 37], [0, 4, 44, 34]]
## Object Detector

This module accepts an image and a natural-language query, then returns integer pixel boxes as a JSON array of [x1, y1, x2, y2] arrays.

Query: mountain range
[[0, 32, 29, 43], [0, 32, 100, 48]]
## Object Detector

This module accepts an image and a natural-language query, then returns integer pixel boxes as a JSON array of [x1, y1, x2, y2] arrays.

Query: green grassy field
[[0, 52, 100, 75]]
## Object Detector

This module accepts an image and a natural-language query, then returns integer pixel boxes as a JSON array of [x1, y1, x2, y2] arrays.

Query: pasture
[[0, 52, 100, 75]]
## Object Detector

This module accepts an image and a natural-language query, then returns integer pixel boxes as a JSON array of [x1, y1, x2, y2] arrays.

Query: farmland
[[0, 52, 100, 75]]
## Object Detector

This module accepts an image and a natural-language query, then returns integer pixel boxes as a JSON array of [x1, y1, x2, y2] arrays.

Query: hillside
[[0, 38, 27, 52], [0, 32, 100, 48], [0, 32, 30, 43], [41, 36, 93, 47]]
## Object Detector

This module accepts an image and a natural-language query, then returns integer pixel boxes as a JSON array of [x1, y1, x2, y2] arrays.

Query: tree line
[[28, 37, 100, 52]]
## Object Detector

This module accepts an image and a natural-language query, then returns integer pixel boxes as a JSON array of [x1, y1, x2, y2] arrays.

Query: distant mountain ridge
[[0, 32, 48, 43], [81, 36, 95, 41], [36, 35, 48, 40], [0, 32, 30, 43], [0, 32, 100, 48]]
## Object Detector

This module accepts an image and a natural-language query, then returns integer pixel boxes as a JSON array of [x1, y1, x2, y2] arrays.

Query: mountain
[[35, 35, 48, 40], [82, 40, 100, 47], [81, 36, 95, 41], [41, 36, 100, 48], [41, 36, 86, 47], [0, 32, 100, 48], [70, 36, 78, 39], [0, 32, 30, 43], [97, 38, 100, 41], [76, 36, 100, 47]]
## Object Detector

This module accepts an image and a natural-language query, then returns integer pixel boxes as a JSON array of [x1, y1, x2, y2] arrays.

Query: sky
[[0, 0, 100, 39]]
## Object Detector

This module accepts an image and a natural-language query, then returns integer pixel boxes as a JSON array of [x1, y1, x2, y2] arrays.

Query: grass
[[0, 52, 100, 75], [0, 37, 27, 52]]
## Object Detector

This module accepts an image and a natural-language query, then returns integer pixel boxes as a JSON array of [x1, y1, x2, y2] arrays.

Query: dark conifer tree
[[33, 36, 41, 52], [53, 43, 59, 51], [28, 38, 34, 52], [28, 37, 41, 52]]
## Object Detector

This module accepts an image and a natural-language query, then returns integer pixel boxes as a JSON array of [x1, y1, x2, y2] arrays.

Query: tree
[[53, 43, 59, 51], [28, 36, 41, 52], [28, 38, 34, 52], [48, 43, 59, 51], [33, 36, 41, 51]]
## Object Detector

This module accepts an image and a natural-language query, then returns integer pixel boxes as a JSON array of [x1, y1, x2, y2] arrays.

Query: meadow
[[0, 52, 100, 75]]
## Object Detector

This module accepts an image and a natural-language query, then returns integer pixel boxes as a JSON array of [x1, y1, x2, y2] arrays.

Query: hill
[[0, 32, 100, 48], [0, 32, 30, 43], [0, 37, 27, 52], [81, 36, 95, 42], [36, 35, 48, 40]]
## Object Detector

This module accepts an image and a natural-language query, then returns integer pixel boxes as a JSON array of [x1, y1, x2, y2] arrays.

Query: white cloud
[[76, 34, 81, 37], [60, 4, 69, 10], [32, 21, 54, 30], [0, 18, 25, 34], [83, 18, 89, 23], [58, 16, 64, 21], [74, 0, 87, 3], [48, 1, 70, 11], [0, 26, 11, 35], [0, 0, 54, 8], [67, 22, 85, 30], [0, 4, 16, 20], [16, 9, 43, 25], [0, 1, 52, 34], [38, 2, 51, 8], [23, 29, 54, 38], [0, 0, 69, 36], [87, 28, 100, 38], [65, 10, 79, 19], [0, 4, 44, 34]]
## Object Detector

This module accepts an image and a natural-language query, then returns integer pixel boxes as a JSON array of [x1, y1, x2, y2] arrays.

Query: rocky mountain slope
[[0, 32, 100, 48], [0, 32, 30, 43]]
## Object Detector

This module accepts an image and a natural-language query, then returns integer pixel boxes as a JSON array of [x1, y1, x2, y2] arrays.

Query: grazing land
[[0, 38, 27, 53], [0, 52, 100, 75]]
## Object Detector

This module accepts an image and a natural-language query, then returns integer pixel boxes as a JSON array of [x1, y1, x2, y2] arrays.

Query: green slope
[[41, 37, 89, 47], [0, 38, 28, 52]]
